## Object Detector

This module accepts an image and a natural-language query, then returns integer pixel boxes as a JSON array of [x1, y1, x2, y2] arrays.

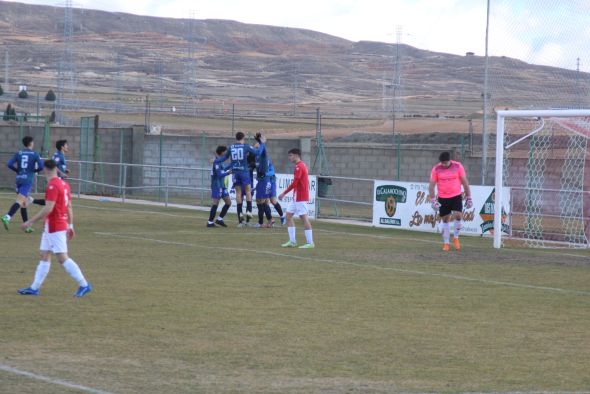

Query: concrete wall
[[0, 124, 496, 203], [313, 142, 495, 203], [141, 133, 306, 197], [0, 124, 138, 193]]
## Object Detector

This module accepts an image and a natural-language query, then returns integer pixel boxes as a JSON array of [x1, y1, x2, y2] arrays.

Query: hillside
[[0, 1, 587, 132]]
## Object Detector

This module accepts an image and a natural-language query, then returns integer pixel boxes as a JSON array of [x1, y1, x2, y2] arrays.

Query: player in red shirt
[[428, 151, 472, 251], [278, 148, 314, 248], [17, 159, 92, 297]]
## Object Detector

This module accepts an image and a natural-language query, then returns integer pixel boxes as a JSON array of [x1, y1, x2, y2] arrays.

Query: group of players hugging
[[208, 131, 315, 249]]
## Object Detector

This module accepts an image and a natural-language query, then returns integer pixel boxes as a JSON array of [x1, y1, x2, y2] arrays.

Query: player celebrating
[[2, 136, 44, 232], [253, 134, 285, 227], [17, 159, 92, 297], [428, 151, 472, 251], [207, 146, 232, 228], [215, 132, 265, 225], [278, 148, 314, 249], [31, 139, 71, 206]]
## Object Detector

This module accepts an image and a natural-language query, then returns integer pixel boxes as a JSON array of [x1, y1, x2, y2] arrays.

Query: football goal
[[494, 109, 590, 249]]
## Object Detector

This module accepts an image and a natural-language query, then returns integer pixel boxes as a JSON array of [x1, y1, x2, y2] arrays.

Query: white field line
[[4, 194, 586, 260], [95, 232, 590, 297], [0, 364, 114, 394], [72, 201, 589, 260]]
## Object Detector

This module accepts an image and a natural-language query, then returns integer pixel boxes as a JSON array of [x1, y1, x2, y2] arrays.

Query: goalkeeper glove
[[431, 198, 441, 211], [465, 196, 473, 209]]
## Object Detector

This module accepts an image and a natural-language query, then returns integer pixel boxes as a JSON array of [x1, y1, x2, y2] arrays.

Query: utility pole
[[116, 51, 122, 113], [292, 63, 298, 116], [183, 11, 198, 116], [57, 0, 75, 122], [392, 26, 404, 143], [4, 48, 9, 93], [576, 57, 581, 108], [482, 0, 491, 185], [231, 103, 235, 133]]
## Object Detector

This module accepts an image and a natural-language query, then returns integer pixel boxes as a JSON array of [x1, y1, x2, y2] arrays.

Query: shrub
[[0, 85, 3, 96], [45, 89, 56, 101], [3, 104, 16, 121], [18, 90, 28, 99]]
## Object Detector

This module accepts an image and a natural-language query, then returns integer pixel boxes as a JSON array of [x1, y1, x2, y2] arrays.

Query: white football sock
[[305, 229, 314, 245], [63, 259, 88, 287], [288, 226, 297, 243], [441, 222, 450, 244], [31, 261, 51, 291], [454, 219, 462, 238]]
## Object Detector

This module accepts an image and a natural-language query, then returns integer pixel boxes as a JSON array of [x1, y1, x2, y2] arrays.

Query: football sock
[[264, 204, 272, 221], [246, 201, 253, 213], [20, 208, 28, 222], [63, 259, 88, 287], [208, 204, 218, 223], [454, 219, 462, 238], [33, 199, 46, 206], [31, 261, 51, 291], [237, 203, 243, 223], [288, 226, 297, 243], [257, 204, 264, 224], [219, 203, 230, 219], [305, 229, 314, 245], [441, 222, 450, 244], [7, 202, 20, 218], [273, 202, 284, 217]]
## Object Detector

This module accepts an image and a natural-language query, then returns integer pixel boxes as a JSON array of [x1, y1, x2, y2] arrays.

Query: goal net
[[494, 109, 590, 249]]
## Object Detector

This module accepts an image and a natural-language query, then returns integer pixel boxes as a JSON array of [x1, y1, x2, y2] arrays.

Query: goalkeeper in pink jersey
[[428, 152, 472, 251]]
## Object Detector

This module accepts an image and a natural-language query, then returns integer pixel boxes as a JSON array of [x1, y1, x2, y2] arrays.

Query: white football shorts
[[286, 201, 309, 217], [40, 230, 68, 254]]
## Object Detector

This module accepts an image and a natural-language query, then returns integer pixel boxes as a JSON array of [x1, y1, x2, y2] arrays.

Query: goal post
[[494, 109, 590, 249]]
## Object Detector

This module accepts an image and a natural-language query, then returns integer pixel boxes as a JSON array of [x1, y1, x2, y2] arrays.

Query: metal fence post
[[396, 134, 401, 181], [77, 161, 82, 198], [165, 168, 169, 207], [122, 165, 127, 203]]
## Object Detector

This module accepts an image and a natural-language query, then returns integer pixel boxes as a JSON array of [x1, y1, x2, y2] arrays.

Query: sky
[[5, 0, 590, 71]]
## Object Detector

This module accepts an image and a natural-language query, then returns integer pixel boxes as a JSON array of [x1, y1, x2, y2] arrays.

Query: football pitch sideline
[[1, 195, 589, 393]]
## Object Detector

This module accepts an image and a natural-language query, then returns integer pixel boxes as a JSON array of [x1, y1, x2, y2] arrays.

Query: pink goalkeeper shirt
[[430, 160, 466, 198]]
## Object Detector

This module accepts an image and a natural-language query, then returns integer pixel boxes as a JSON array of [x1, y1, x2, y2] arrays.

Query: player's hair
[[56, 139, 68, 151], [22, 136, 34, 147], [288, 148, 301, 156], [215, 145, 227, 155], [439, 151, 451, 162], [235, 132, 245, 141], [44, 159, 57, 170]]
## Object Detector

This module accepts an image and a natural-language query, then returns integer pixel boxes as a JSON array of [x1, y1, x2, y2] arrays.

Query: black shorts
[[438, 194, 463, 217]]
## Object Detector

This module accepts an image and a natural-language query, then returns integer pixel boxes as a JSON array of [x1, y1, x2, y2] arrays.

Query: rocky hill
[[0, 0, 587, 120]]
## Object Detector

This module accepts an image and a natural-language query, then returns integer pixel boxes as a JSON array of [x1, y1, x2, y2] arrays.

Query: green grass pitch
[[1, 195, 589, 393]]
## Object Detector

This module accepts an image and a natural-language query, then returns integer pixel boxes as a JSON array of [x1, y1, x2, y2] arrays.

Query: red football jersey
[[45, 177, 71, 233], [284, 160, 309, 202]]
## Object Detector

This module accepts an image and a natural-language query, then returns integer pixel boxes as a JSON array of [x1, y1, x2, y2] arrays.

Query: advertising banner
[[372, 181, 510, 236], [226, 173, 317, 219]]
